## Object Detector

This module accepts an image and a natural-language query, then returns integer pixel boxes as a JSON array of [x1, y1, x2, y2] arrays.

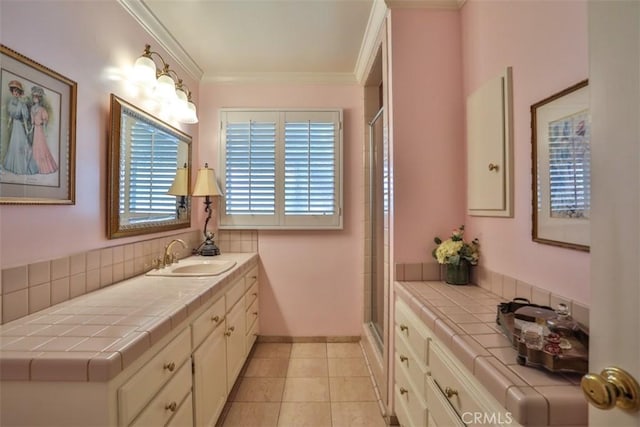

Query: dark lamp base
[[199, 240, 220, 256]]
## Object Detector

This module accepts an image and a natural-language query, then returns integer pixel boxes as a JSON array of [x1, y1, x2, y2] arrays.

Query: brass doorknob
[[488, 163, 499, 171], [581, 367, 640, 411]]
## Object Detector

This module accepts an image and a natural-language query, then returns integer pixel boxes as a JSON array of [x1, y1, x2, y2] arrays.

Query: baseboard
[[256, 335, 360, 343]]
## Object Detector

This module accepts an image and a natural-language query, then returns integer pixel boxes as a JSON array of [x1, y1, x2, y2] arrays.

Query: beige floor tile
[[287, 358, 328, 377], [221, 402, 280, 427], [282, 377, 330, 402], [331, 402, 386, 427], [329, 377, 377, 402], [233, 377, 285, 402], [252, 343, 292, 358], [277, 402, 332, 427], [244, 357, 289, 377], [327, 358, 369, 377], [290, 342, 327, 358], [327, 342, 363, 358]]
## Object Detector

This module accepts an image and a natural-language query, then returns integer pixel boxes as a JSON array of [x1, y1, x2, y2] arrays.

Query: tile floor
[[217, 342, 387, 427]]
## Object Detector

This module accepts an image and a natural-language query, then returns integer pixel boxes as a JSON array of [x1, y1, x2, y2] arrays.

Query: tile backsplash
[[0, 229, 258, 325], [395, 261, 589, 329]]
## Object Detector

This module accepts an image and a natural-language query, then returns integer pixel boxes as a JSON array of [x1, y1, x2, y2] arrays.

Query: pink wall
[[0, 1, 200, 269], [198, 83, 364, 337], [461, 1, 590, 304], [389, 9, 465, 262]]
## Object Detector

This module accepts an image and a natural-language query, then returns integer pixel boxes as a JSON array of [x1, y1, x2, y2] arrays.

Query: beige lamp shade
[[192, 164, 223, 197], [167, 166, 189, 196]]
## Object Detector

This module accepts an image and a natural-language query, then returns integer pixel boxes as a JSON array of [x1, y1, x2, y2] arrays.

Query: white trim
[[354, 0, 389, 85], [201, 72, 357, 85], [385, 0, 464, 9], [117, 0, 203, 82]]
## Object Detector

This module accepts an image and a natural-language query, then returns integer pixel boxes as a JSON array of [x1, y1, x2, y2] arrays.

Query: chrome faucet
[[163, 238, 187, 267]]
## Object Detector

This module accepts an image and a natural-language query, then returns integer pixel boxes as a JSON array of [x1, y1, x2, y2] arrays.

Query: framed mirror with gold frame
[[107, 94, 191, 238]]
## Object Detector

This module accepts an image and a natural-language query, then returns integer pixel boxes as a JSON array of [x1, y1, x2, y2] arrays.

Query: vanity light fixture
[[192, 163, 224, 256], [167, 163, 189, 217], [132, 44, 199, 124]]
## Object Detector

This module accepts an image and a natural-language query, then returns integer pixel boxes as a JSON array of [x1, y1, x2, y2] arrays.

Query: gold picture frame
[[0, 44, 77, 205], [531, 80, 590, 251]]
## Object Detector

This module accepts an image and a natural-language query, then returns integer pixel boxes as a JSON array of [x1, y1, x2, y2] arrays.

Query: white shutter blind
[[220, 109, 342, 229], [225, 119, 276, 215], [121, 117, 178, 222], [284, 119, 335, 215], [548, 115, 590, 219]]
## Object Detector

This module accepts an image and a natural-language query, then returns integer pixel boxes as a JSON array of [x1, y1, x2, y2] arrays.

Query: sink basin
[[146, 259, 237, 277]]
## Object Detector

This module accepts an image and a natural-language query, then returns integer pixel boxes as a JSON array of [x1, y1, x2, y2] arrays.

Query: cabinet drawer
[[395, 299, 430, 366], [429, 341, 483, 422], [191, 296, 225, 349], [395, 332, 428, 396], [245, 296, 259, 332], [129, 360, 191, 427], [245, 265, 258, 289], [166, 392, 193, 427], [426, 376, 465, 427], [246, 310, 259, 353], [118, 328, 191, 426], [225, 277, 245, 312], [394, 353, 427, 427], [245, 281, 258, 309]]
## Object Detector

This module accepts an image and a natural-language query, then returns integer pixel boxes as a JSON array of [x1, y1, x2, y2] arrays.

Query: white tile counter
[[0, 253, 257, 382]]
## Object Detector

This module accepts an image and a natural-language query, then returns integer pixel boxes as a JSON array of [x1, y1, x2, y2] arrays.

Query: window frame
[[218, 108, 343, 230]]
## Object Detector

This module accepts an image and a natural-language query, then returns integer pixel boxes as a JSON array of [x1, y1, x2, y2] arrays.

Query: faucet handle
[[151, 257, 162, 270]]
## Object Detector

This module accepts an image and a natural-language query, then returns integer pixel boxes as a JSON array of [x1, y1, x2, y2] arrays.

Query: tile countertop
[[395, 280, 587, 427], [0, 253, 258, 383]]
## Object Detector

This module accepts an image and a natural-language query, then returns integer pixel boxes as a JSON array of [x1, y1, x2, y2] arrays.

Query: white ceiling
[[120, 0, 463, 84]]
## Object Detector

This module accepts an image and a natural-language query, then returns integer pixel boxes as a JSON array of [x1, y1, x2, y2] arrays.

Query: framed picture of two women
[[0, 44, 77, 205]]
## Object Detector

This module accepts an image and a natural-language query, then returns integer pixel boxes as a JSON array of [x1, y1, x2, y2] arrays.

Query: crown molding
[[386, 0, 465, 9], [118, 0, 203, 82], [201, 72, 358, 85], [354, 0, 388, 85]]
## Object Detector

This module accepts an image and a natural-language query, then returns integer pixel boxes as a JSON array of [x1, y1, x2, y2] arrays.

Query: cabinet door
[[193, 326, 227, 427], [467, 67, 513, 217], [225, 300, 246, 393]]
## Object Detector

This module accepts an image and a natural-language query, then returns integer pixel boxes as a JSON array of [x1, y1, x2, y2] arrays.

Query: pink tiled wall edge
[[0, 230, 258, 325], [395, 262, 589, 329]]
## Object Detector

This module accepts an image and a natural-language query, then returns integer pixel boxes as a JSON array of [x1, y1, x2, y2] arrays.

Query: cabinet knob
[[211, 315, 220, 323], [225, 331, 232, 337], [252, 292, 258, 297], [253, 311, 258, 316], [229, 326, 235, 332], [581, 366, 640, 411], [163, 362, 176, 372], [399, 355, 408, 363], [165, 402, 177, 412], [488, 163, 499, 172], [400, 324, 408, 332], [445, 387, 458, 398], [400, 387, 408, 395]]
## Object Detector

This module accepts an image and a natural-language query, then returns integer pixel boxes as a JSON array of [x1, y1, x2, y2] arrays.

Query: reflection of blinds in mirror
[[121, 117, 178, 219], [548, 110, 590, 219]]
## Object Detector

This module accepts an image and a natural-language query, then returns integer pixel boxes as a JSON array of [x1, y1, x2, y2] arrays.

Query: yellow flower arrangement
[[432, 225, 479, 266]]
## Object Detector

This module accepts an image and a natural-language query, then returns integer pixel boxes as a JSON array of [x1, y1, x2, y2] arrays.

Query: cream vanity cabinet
[[394, 298, 516, 427], [192, 265, 260, 426]]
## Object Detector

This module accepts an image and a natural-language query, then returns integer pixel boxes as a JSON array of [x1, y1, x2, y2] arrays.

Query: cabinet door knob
[[165, 402, 177, 412], [253, 311, 258, 316], [445, 387, 458, 398], [581, 366, 640, 411], [229, 326, 235, 332], [163, 362, 176, 372], [399, 355, 408, 363], [400, 387, 408, 395], [211, 315, 220, 323], [400, 324, 408, 332], [488, 163, 499, 171], [225, 331, 232, 337]]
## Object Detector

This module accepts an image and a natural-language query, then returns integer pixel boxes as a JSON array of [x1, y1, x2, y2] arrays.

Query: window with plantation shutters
[[120, 116, 179, 223], [219, 109, 343, 229]]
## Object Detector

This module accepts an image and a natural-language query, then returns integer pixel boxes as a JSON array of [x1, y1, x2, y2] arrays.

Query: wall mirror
[[107, 94, 191, 239]]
